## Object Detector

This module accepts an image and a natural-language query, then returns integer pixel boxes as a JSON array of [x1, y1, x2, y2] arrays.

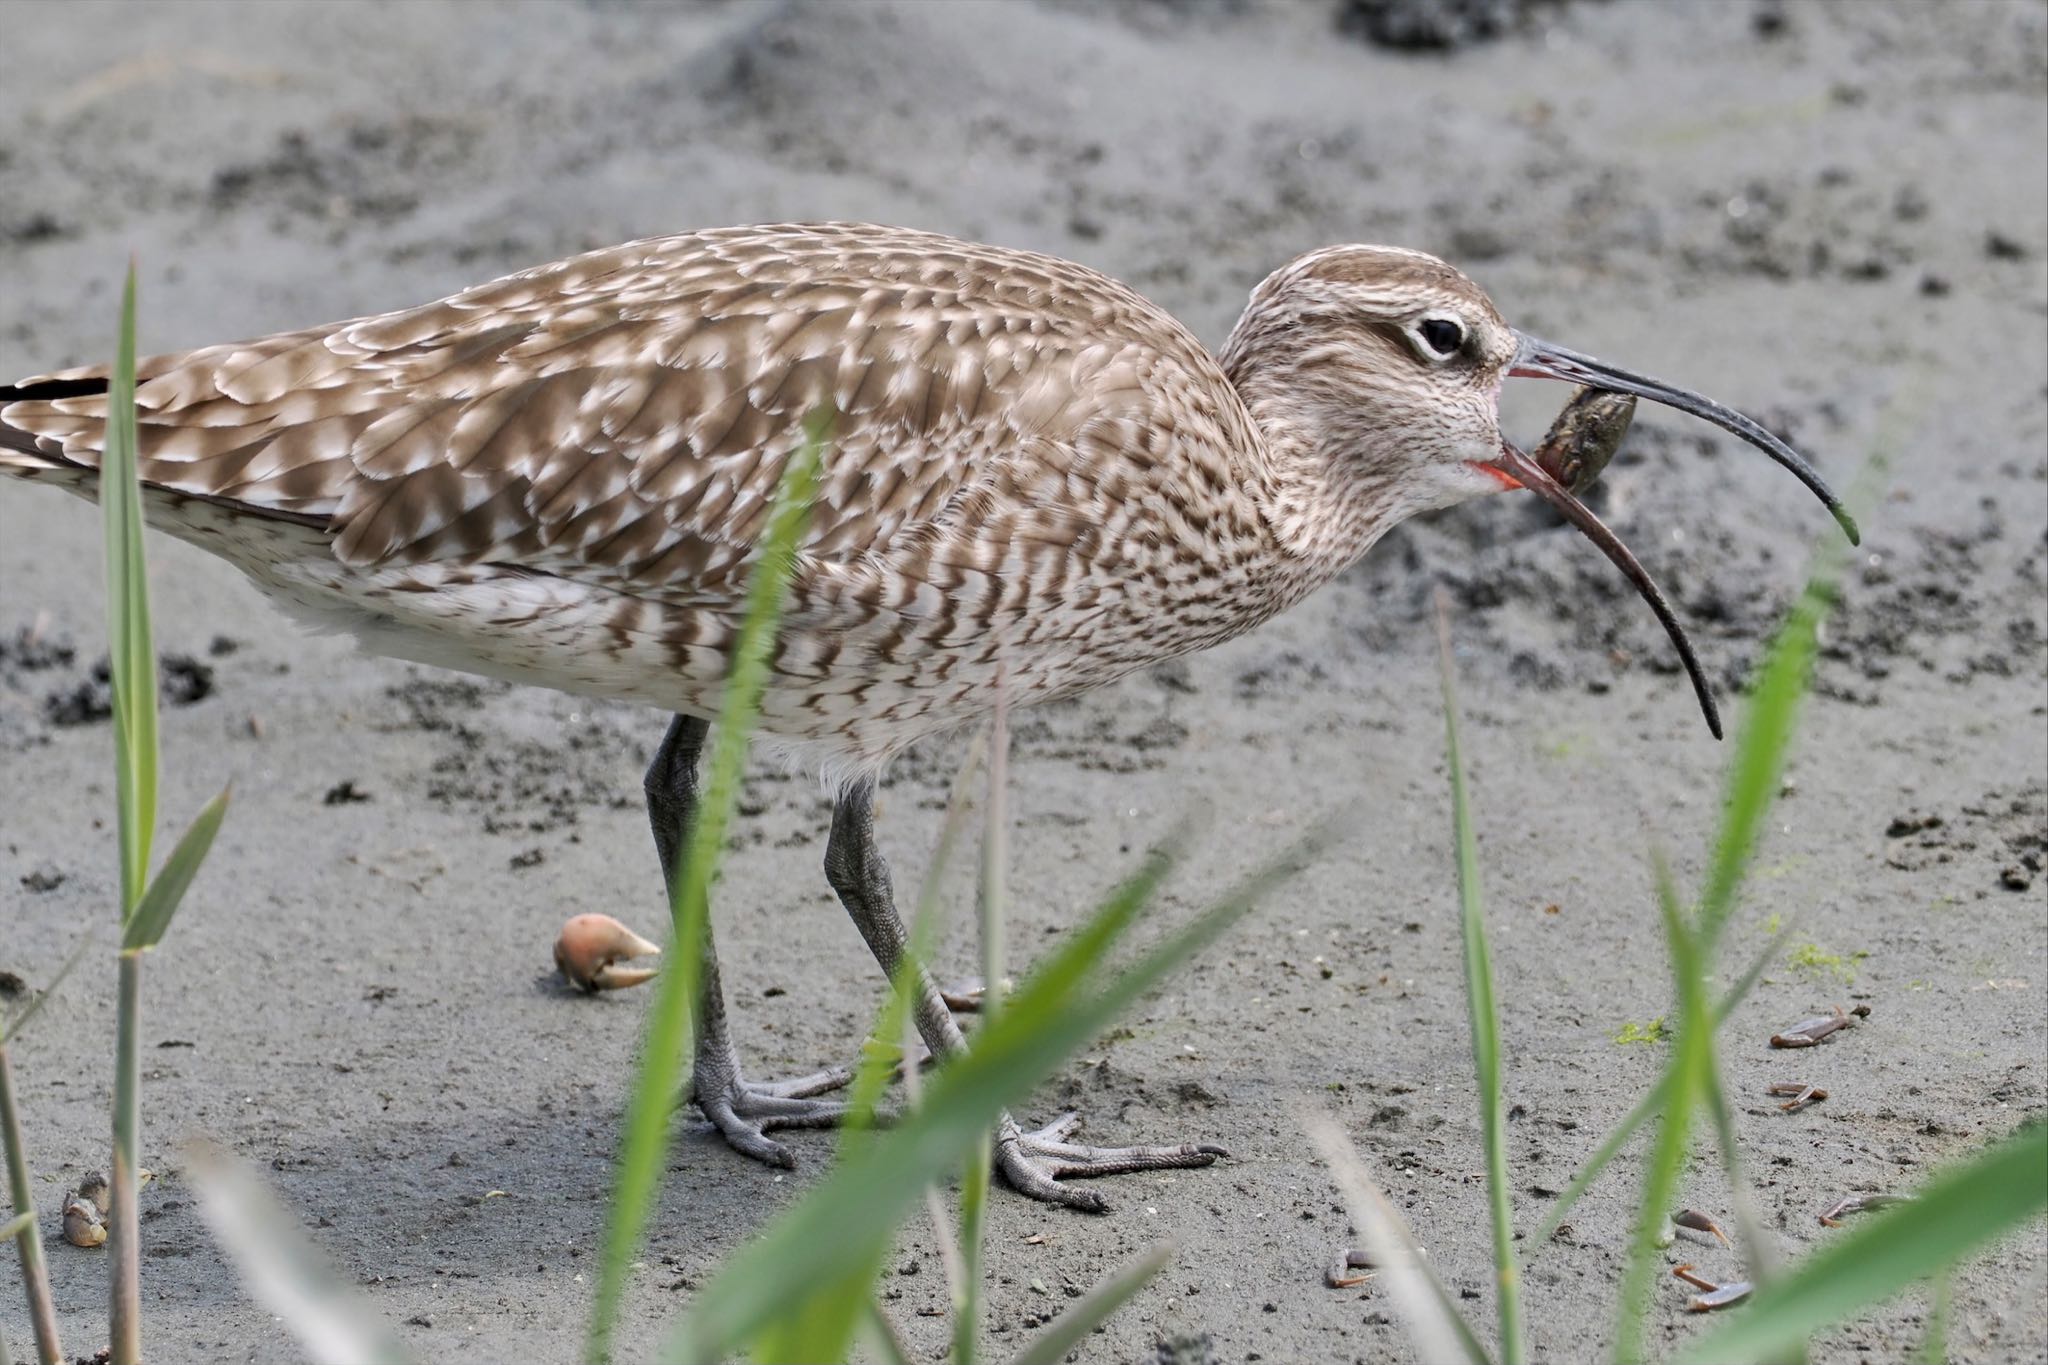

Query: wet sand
[[2, 2, 2044, 1360]]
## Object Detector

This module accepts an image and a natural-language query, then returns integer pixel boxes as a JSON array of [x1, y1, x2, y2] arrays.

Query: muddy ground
[[2, 2, 2044, 1361]]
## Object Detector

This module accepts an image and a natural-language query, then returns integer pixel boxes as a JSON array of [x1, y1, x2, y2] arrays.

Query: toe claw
[[694, 1071, 859, 1167], [700, 1097, 798, 1168]]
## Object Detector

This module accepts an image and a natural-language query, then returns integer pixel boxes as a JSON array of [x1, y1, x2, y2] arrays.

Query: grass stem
[[0, 1048, 60, 1365], [585, 415, 825, 1363], [1432, 596, 1525, 1365], [109, 952, 142, 1364], [955, 688, 1011, 1365], [1610, 862, 1710, 1364]]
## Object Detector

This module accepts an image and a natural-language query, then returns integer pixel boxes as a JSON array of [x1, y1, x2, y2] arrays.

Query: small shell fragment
[[1689, 1280, 1753, 1311], [554, 913, 662, 992], [1325, 1248, 1375, 1289], [1532, 387, 1637, 494], [1672, 1209, 1731, 1247], [1767, 1082, 1828, 1113], [1770, 1004, 1853, 1048], [1671, 1262, 1751, 1311], [1820, 1192, 1913, 1227]]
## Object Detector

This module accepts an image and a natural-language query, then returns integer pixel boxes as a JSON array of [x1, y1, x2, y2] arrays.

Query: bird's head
[[1222, 243, 1858, 737]]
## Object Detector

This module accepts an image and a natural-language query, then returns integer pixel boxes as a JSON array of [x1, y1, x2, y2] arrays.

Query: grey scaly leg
[[645, 715, 851, 1168], [823, 776, 1226, 1212]]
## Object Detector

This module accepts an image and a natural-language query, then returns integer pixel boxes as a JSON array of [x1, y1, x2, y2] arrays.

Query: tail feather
[[3, 403, 327, 532], [3, 370, 329, 529], [2, 373, 108, 469], [1, 374, 112, 403]]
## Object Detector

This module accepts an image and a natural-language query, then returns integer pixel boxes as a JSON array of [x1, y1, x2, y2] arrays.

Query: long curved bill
[[1510, 333, 1860, 546], [1489, 333, 1862, 740], [1491, 439, 1724, 739]]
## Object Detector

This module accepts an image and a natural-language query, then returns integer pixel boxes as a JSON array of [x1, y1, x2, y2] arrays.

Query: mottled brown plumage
[[0, 226, 1548, 766], [0, 223, 1851, 1205], [0, 223, 1852, 760]]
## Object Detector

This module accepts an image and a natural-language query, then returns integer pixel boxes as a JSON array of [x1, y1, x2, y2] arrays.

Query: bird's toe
[[697, 1094, 799, 1169], [991, 1113, 1226, 1210]]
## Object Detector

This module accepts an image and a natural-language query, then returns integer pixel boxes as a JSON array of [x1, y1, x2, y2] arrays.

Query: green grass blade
[[1, 1046, 63, 1365], [974, 830, 1181, 1017], [1699, 1056, 1777, 1287], [101, 264, 156, 916], [585, 413, 827, 1365], [0, 937, 95, 1047], [1306, 1116, 1492, 1365], [952, 1066, 993, 1364], [755, 733, 987, 1365], [1534, 925, 1788, 1244], [0, 1213, 31, 1243], [674, 848, 1175, 1362], [121, 786, 230, 953], [1615, 522, 1848, 1362], [859, 1299, 915, 1365], [749, 1261, 888, 1365], [665, 826, 1329, 1362], [956, 691, 1012, 1365], [100, 266, 157, 1365], [110, 953, 143, 1365], [1696, 555, 1845, 954], [1673, 1122, 2047, 1365], [186, 1141, 414, 1365], [1434, 599, 1525, 1365], [1611, 858, 1711, 1365], [1004, 1242, 1174, 1365], [1917, 1273, 1950, 1365]]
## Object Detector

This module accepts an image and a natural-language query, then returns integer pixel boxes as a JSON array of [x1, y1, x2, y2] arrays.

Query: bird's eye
[[1419, 317, 1465, 357]]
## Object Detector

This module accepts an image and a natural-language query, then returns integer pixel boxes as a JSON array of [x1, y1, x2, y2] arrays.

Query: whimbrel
[[0, 222, 1853, 1209]]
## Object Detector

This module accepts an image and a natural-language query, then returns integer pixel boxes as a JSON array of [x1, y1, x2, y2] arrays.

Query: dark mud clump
[[381, 674, 645, 835], [0, 622, 76, 681], [43, 652, 215, 727], [1337, 0, 1575, 51], [385, 675, 494, 739], [1885, 783, 2048, 893]]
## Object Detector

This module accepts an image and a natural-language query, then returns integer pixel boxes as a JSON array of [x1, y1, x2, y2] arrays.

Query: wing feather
[[0, 223, 1236, 599]]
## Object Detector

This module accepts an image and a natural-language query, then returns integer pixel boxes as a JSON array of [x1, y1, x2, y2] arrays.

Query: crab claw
[[63, 1195, 106, 1248], [554, 913, 662, 992]]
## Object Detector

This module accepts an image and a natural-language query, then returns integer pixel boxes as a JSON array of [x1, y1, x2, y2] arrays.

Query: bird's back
[[1, 223, 1281, 760]]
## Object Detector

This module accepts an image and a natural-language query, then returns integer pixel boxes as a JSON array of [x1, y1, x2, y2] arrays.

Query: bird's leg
[[824, 777, 1226, 1212], [646, 715, 852, 1168]]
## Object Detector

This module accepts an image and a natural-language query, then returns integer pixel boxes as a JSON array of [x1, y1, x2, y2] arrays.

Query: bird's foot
[[994, 1112, 1228, 1212], [693, 1065, 857, 1169]]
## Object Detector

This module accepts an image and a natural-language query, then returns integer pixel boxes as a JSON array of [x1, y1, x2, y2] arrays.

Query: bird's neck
[[1220, 329, 1411, 601]]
